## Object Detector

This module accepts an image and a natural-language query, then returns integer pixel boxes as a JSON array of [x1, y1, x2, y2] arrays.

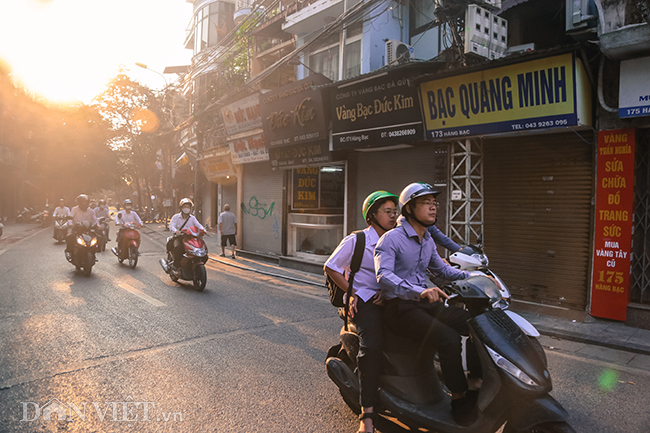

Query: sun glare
[[0, 0, 191, 104]]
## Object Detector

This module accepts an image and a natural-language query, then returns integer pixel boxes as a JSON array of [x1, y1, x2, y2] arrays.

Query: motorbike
[[159, 226, 208, 291], [41, 208, 50, 227], [0, 221, 4, 238], [16, 207, 32, 223], [66, 221, 99, 277], [326, 276, 575, 433], [53, 216, 69, 243], [97, 217, 110, 252], [111, 218, 141, 269]]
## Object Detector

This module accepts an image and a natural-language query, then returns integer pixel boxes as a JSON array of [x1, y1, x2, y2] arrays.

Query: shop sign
[[331, 72, 423, 150], [261, 74, 331, 149], [619, 56, 650, 118], [221, 94, 262, 136], [229, 132, 269, 164], [590, 129, 635, 321], [419, 53, 591, 139], [292, 167, 320, 209], [200, 153, 240, 183], [269, 141, 331, 169]]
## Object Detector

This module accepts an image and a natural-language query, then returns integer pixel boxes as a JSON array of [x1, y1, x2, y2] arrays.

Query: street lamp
[[135, 62, 168, 86]]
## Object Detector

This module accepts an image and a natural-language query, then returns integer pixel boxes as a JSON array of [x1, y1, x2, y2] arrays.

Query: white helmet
[[399, 182, 439, 216], [179, 198, 194, 209]]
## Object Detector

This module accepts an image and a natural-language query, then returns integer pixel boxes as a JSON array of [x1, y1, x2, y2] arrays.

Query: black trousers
[[353, 297, 383, 408], [166, 237, 185, 266], [383, 299, 482, 395]]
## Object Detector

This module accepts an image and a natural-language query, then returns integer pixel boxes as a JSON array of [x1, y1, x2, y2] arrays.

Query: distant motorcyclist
[[53, 199, 70, 218], [115, 199, 142, 246], [94, 199, 111, 241], [66, 194, 98, 259], [168, 198, 205, 269]]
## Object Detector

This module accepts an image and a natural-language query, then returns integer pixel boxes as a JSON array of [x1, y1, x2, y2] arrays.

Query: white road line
[[0, 227, 49, 257], [118, 283, 166, 307]]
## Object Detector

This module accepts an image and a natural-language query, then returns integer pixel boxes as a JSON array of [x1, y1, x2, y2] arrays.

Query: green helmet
[[362, 190, 399, 223]]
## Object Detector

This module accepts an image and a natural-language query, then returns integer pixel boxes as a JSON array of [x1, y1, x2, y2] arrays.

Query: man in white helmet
[[374, 182, 481, 426], [65, 194, 98, 258], [168, 198, 205, 269]]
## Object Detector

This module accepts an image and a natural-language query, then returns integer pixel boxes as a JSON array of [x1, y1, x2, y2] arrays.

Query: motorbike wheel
[[193, 263, 207, 291], [128, 246, 138, 269], [505, 421, 576, 433], [83, 252, 93, 277]]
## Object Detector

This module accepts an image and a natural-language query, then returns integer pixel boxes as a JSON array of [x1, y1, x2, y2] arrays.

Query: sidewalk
[[141, 222, 650, 357]]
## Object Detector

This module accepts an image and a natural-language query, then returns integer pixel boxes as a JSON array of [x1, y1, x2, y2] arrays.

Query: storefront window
[[288, 165, 345, 262]]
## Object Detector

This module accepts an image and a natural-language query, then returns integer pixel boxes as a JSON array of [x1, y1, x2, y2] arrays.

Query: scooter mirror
[[477, 234, 483, 245]]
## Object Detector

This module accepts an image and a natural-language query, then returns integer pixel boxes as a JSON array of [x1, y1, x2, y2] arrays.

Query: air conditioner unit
[[385, 40, 414, 65], [566, 0, 598, 33]]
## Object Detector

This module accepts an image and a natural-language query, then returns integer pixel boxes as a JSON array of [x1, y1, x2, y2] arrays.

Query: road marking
[[118, 283, 166, 307], [0, 227, 49, 257]]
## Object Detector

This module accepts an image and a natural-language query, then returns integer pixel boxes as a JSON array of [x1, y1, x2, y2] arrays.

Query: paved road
[[0, 223, 648, 432]]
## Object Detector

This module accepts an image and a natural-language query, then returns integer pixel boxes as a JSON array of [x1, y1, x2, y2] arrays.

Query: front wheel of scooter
[[128, 246, 138, 269], [83, 252, 93, 277], [504, 421, 576, 433], [193, 263, 207, 291]]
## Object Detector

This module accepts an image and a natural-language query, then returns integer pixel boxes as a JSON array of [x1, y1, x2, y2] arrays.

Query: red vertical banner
[[591, 129, 635, 320]]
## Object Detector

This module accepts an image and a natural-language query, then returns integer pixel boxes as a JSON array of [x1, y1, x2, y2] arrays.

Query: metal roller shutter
[[484, 132, 594, 310], [356, 143, 450, 231], [241, 162, 284, 255]]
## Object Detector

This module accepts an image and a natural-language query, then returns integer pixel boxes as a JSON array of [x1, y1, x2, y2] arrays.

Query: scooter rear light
[[485, 345, 537, 387]]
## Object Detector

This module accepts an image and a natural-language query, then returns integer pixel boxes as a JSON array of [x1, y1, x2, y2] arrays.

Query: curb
[[536, 327, 650, 357]]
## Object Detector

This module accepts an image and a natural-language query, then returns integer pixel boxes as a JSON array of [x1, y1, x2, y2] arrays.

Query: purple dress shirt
[[374, 219, 470, 301]]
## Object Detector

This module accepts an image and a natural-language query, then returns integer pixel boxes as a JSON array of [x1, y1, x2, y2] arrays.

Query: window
[[308, 23, 362, 81], [411, 0, 437, 37], [193, 1, 235, 55]]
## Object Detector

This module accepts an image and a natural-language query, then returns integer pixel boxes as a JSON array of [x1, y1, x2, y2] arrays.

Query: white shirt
[[69, 206, 97, 227], [218, 211, 237, 235], [53, 206, 70, 217], [324, 225, 381, 303], [169, 213, 204, 234], [115, 210, 142, 226], [94, 206, 110, 219]]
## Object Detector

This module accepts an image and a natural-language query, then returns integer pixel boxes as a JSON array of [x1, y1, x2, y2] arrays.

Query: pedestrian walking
[[218, 204, 238, 258]]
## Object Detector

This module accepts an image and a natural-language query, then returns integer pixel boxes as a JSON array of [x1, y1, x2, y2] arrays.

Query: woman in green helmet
[[324, 190, 399, 433]]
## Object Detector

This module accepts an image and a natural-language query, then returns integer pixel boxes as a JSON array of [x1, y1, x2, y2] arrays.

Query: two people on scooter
[[168, 198, 205, 270], [375, 182, 482, 426], [115, 199, 142, 250], [65, 194, 98, 258]]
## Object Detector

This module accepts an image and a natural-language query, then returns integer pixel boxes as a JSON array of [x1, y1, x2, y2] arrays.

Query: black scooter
[[325, 276, 575, 433], [65, 221, 99, 277]]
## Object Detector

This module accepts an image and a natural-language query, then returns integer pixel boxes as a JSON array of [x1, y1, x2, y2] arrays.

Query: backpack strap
[[344, 230, 366, 330]]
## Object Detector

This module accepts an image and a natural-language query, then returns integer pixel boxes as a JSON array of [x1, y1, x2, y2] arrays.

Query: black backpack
[[325, 231, 366, 324]]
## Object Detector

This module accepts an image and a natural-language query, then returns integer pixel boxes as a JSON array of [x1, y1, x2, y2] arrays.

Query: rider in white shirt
[[53, 199, 70, 218], [115, 199, 142, 248], [168, 198, 205, 268], [66, 194, 97, 256], [94, 199, 111, 241]]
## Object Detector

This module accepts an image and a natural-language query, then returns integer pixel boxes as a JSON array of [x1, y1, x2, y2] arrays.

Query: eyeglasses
[[417, 200, 439, 208], [381, 209, 399, 216]]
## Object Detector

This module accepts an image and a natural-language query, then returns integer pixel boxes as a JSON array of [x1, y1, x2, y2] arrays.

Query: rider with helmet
[[94, 199, 111, 241], [115, 199, 142, 247], [53, 199, 70, 218], [168, 198, 205, 269], [325, 191, 399, 433], [374, 182, 480, 426], [65, 194, 98, 257]]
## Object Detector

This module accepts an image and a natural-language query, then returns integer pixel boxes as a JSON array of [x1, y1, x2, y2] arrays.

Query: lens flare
[[598, 369, 619, 391]]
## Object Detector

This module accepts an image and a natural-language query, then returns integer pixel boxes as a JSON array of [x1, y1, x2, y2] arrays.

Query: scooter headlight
[[90, 237, 98, 247], [485, 345, 537, 386], [76, 237, 86, 246]]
